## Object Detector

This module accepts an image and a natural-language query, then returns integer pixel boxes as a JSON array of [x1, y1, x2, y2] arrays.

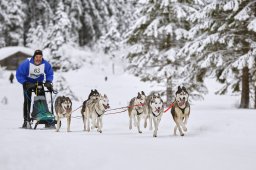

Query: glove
[[44, 81, 53, 92], [23, 82, 35, 89]]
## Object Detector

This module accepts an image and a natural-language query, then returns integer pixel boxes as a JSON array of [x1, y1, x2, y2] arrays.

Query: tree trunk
[[255, 86, 256, 109], [240, 66, 249, 108], [254, 56, 256, 109], [166, 76, 173, 106]]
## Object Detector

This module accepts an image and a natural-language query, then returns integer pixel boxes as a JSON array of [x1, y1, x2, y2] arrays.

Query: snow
[[248, 18, 256, 32], [0, 65, 256, 170], [0, 46, 34, 60]]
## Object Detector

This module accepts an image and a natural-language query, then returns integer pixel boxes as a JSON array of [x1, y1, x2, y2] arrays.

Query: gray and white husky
[[128, 91, 146, 133], [55, 96, 72, 132], [82, 94, 110, 133], [144, 92, 164, 137], [81, 89, 100, 129], [171, 86, 190, 136]]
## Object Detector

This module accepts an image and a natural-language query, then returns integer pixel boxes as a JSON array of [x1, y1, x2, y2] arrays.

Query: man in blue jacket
[[16, 49, 54, 129]]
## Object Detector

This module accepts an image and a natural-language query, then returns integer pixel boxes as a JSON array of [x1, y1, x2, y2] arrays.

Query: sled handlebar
[[26, 83, 58, 94]]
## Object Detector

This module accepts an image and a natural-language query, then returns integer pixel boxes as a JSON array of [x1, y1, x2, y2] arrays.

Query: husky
[[81, 89, 100, 125], [82, 94, 110, 133], [144, 92, 164, 137], [55, 96, 72, 132], [128, 91, 146, 133], [144, 92, 161, 129], [171, 86, 190, 136]]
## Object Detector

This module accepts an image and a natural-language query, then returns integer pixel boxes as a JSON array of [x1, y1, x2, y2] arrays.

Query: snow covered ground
[[0, 66, 256, 170]]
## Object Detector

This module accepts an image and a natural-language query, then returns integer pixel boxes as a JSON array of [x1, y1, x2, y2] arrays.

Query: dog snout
[[183, 97, 185, 100], [107, 104, 110, 109]]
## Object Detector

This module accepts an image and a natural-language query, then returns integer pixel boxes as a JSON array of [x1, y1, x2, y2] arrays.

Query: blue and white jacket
[[16, 57, 53, 84]]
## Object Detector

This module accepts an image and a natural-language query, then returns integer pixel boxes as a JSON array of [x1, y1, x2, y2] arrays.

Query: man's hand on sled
[[23, 82, 35, 89], [44, 81, 53, 92]]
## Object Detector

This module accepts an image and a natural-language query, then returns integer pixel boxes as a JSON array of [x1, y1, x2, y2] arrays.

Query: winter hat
[[33, 50, 43, 57]]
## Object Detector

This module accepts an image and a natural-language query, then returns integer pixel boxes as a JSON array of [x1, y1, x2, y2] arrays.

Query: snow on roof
[[0, 46, 34, 60]]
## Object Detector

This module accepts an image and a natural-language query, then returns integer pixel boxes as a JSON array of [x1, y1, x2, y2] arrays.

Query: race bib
[[28, 63, 45, 79]]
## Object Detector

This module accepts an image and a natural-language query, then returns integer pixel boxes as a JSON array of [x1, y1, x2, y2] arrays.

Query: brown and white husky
[[171, 86, 190, 136]]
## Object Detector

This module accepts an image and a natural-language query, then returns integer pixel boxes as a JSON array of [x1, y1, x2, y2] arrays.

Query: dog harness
[[95, 109, 103, 117], [177, 101, 188, 114], [135, 109, 143, 115], [152, 111, 160, 117]]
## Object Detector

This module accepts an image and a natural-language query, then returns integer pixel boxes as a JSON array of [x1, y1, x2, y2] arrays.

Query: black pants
[[23, 84, 45, 122]]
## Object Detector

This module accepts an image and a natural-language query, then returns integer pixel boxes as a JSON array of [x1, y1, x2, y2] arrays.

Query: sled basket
[[31, 96, 55, 122]]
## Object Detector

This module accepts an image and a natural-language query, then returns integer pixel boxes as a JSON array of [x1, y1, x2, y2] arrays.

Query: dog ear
[[69, 98, 72, 106], [104, 94, 107, 98], [137, 92, 141, 99], [178, 86, 181, 90], [61, 96, 65, 102], [141, 91, 145, 96], [182, 86, 187, 93], [91, 89, 93, 92]]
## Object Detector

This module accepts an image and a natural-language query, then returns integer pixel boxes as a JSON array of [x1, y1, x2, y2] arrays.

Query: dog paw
[[153, 134, 157, 137], [181, 133, 184, 136], [139, 131, 142, 133]]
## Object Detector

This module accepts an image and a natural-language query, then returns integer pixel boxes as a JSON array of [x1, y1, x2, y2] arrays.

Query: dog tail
[[128, 98, 134, 117], [81, 101, 87, 122]]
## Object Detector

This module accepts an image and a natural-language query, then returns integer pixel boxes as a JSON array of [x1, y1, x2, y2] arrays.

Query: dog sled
[[26, 83, 57, 129]]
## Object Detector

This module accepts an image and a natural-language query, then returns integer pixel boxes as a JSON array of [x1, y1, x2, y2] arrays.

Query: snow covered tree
[[126, 0, 205, 101], [78, 0, 108, 46], [54, 75, 79, 102], [62, 0, 82, 44], [46, 0, 72, 70], [0, 27, 5, 47], [0, 0, 26, 46], [26, 22, 47, 49], [181, 0, 256, 108], [23, 0, 53, 46], [95, 0, 138, 55]]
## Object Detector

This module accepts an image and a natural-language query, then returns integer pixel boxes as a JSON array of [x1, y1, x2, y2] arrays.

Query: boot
[[22, 121, 32, 129]]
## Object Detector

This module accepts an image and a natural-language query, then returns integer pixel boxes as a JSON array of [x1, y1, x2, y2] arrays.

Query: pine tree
[[96, 0, 138, 55], [126, 0, 205, 100], [26, 22, 47, 49], [63, 0, 82, 44], [0, 0, 26, 46], [46, 0, 72, 70], [23, 0, 53, 46], [181, 0, 256, 108]]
